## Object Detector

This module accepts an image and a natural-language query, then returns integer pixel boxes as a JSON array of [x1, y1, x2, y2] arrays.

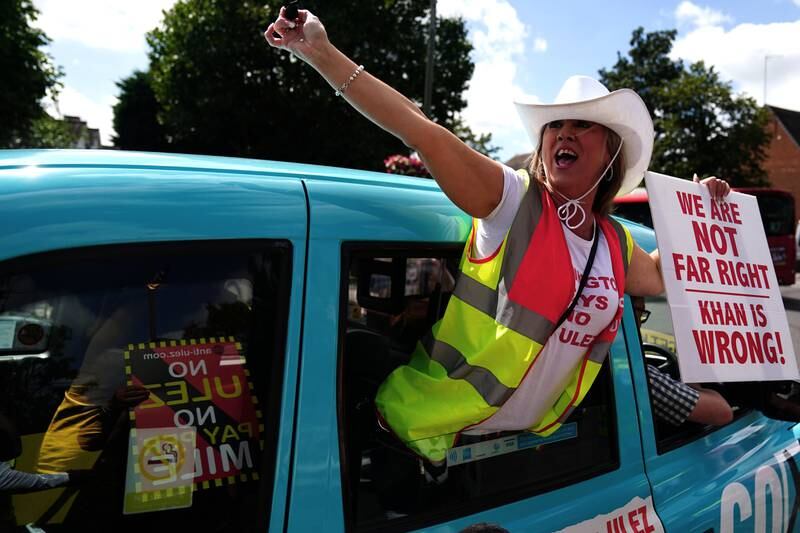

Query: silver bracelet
[[335, 65, 365, 97]]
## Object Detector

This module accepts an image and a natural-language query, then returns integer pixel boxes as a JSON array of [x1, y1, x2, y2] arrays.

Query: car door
[[624, 294, 800, 532], [290, 175, 662, 532], [0, 156, 308, 532]]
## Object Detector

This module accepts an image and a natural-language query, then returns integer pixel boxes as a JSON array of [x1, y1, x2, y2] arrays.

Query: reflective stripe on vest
[[375, 173, 632, 461], [610, 215, 634, 275]]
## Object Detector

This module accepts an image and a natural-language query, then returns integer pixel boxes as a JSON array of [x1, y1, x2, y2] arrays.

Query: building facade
[[62, 115, 102, 149], [764, 106, 800, 217]]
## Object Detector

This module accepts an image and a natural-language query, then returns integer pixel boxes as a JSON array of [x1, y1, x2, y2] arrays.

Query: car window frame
[[0, 238, 293, 529], [337, 242, 462, 532], [623, 296, 743, 455], [337, 241, 622, 533]]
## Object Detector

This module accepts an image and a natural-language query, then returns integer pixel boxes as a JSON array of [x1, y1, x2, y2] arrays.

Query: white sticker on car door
[[556, 495, 664, 533]]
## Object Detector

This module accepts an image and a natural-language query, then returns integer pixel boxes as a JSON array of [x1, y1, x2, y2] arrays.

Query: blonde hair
[[526, 126, 625, 217]]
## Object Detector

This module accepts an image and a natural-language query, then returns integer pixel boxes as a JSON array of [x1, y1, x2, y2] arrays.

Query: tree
[[452, 116, 499, 159], [141, 0, 492, 170], [19, 115, 80, 148], [599, 28, 770, 186], [112, 71, 168, 151], [0, 0, 63, 147]]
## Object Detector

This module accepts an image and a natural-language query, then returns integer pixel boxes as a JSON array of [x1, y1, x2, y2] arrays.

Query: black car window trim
[[337, 241, 463, 532], [337, 241, 621, 533], [623, 306, 745, 455], [0, 238, 293, 528]]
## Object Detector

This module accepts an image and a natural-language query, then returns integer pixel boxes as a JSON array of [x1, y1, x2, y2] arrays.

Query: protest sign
[[645, 171, 798, 383], [122, 337, 263, 513]]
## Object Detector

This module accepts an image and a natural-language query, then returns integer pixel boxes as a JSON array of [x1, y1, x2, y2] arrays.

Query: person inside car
[[263, 8, 731, 466], [632, 294, 800, 426], [631, 296, 733, 426]]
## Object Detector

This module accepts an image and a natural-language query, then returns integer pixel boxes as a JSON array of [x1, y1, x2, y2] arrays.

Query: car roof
[[0, 149, 467, 260], [0, 150, 655, 256], [613, 215, 656, 252], [0, 149, 443, 193]]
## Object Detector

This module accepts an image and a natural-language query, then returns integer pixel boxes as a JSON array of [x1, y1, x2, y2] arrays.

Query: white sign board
[[645, 171, 798, 383]]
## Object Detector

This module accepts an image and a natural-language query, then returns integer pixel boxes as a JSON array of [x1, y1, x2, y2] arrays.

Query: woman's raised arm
[[265, 8, 504, 218]]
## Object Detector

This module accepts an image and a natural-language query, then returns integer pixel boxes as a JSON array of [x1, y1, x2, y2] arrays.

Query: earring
[[605, 167, 614, 182]]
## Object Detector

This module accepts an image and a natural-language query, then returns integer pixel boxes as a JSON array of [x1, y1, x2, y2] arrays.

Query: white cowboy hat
[[514, 75, 654, 197]]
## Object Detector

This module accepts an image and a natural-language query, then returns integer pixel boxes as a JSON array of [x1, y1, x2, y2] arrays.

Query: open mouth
[[555, 149, 578, 169]]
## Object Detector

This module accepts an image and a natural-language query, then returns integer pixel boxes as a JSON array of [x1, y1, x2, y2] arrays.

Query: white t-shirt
[[468, 165, 621, 432]]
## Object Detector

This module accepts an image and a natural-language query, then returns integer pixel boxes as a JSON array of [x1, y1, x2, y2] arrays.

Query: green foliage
[[452, 116, 499, 158], [0, 0, 62, 147], [599, 27, 770, 187], [599, 28, 684, 117], [113, 71, 168, 150], [141, 0, 489, 170], [20, 115, 80, 148]]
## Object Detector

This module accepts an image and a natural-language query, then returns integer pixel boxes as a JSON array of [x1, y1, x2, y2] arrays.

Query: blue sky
[[33, 0, 800, 161]]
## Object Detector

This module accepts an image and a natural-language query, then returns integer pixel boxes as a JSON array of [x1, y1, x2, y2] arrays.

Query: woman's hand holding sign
[[694, 173, 732, 202], [627, 173, 732, 298]]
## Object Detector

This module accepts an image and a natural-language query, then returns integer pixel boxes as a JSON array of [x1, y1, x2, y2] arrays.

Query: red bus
[[614, 187, 796, 285], [613, 187, 652, 227]]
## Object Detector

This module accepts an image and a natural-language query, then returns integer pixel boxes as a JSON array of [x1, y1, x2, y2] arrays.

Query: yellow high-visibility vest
[[376, 172, 633, 462]]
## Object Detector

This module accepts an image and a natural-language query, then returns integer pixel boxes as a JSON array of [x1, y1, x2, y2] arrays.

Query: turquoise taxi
[[0, 149, 797, 532]]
